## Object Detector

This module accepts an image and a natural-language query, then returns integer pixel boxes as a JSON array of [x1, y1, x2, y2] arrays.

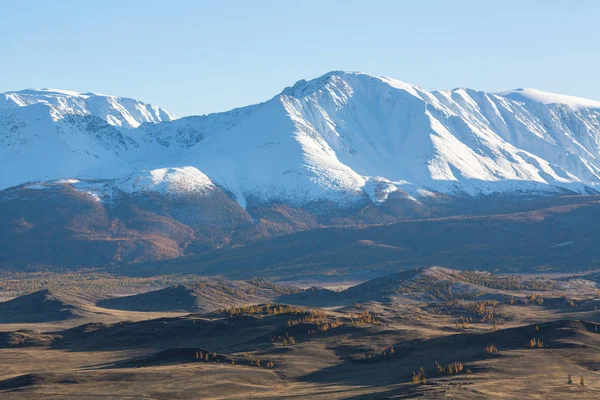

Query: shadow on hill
[[299, 320, 600, 388], [0, 330, 58, 348], [97, 285, 197, 312], [47, 312, 298, 354], [0, 290, 79, 323]]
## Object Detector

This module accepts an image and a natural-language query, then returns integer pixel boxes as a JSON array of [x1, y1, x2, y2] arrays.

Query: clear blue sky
[[2, 0, 599, 117]]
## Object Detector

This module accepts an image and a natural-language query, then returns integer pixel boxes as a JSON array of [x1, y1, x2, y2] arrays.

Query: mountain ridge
[[4, 71, 600, 208], [3, 71, 600, 269]]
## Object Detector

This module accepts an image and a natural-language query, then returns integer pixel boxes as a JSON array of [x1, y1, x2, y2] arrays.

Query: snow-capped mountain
[[1, 88, 175, 127], [2, 72, 600, 208]]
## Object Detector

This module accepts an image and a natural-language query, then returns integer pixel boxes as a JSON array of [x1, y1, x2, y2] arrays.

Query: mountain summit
[[1, 88, 175, 128], [3, 71, 600, 267], [2, 71, 600, 206]]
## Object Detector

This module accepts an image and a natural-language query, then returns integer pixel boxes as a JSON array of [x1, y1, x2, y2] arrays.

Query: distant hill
[[132, 196, 600, 279], [277, 266, 561, 306], [0, 290, 85, 323], [98, 279, 298, 313]]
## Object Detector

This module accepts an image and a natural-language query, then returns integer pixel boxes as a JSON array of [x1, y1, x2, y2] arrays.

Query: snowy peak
[[272, 71, 600, 195], [0, 88, 176, 128], [2, 71, 600, 208], [280, 71, 423, 102]]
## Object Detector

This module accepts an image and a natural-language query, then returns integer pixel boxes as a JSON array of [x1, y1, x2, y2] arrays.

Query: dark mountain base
[[2, 178, 597, 273], [129, 195, 600, 280]]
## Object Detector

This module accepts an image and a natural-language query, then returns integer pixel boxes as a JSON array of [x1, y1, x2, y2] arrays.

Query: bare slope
[[133, 196, 600, 279], [98, 279, 297, 313], [0, 290, 82, 323]]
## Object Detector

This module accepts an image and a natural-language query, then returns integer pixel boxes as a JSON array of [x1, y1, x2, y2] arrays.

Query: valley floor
[[1, 268, 600, 399]]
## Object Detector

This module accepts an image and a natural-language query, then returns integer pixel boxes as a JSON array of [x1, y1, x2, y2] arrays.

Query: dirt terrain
[[1, 267, 600, 399]]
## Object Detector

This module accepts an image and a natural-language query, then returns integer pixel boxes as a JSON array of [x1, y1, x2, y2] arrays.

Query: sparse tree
[[411, 368, 427, 385], [435, 361, 443, 373], [580, 376, 585, 387], [412, 372, 420, 385], [568, 374, 573, 384], [491, 320, 498, 331], [485, 344, 498, 353]]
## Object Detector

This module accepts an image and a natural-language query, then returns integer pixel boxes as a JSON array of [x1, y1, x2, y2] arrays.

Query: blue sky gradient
[[2, 0, 598, 116]]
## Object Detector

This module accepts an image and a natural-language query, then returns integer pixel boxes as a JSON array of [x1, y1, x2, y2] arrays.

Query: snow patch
[[551, 241, 575, 248], [116, 167, 216, 195], [497, 88, 600, 111]]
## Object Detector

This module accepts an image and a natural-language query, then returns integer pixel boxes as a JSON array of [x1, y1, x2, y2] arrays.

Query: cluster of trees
[[434, 299, 503, 331], [526, 338, 544, 348], [412, 367, 427, 384], [464, 300, 498, 322], [356, 345, 396, 364], [435, 361, 468, 375], [447, 361, 468, 374], [222, 304, 306, 317], [286, 310, 343, 332], [281, 336, 296, 346], [252, 359, 275, 368], [484, 344, 498, 353], [310, 319, 343, 333], [269, 332, 295, 346], [455, 315, 471, 329], [382, 345, 395, 359], [460, 272, 555, 291], [567, 374, 585, 386], [195, 351, 219, 362], [351, 310, 379, 325], [528, 293, 545, 305]]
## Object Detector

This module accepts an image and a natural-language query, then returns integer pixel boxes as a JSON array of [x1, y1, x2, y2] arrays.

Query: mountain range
[[2, 71, 600, 270]]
